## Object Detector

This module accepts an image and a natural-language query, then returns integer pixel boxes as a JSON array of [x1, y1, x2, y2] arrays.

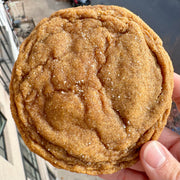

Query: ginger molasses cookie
[[10, 5, 174, 175]]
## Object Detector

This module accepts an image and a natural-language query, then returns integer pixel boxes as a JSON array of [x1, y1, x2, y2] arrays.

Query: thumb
[[140, 140, 180, 180]]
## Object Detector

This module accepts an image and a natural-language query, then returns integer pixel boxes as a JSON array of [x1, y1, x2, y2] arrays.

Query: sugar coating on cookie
[[10, 5, 173, 175]]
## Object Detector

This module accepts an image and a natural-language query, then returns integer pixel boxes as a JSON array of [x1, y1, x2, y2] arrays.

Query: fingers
[[140, 140, 180, 180], [99, 169, 148, 180], [130, 127, 180, 172], [173, 73, 180, 111], [158, 127, 180, 150], [168, 136, 180, 162], [130, 161, 144, 172], [159, 127, 180, 161]]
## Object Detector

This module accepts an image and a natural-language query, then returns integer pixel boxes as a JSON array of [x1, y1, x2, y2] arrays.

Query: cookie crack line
[[21, 13, 163, 149], [96, 71, 128, 134]]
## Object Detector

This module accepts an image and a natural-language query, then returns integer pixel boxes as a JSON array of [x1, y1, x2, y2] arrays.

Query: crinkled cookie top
[[10, 5, 173, 175]]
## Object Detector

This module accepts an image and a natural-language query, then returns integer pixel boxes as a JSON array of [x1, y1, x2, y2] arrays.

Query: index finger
[[173, 73, 180, 111], [158, 127, 180, 149]]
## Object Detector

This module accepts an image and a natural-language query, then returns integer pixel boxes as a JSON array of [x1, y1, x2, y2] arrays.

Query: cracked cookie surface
[[10, 5, 173, 175]]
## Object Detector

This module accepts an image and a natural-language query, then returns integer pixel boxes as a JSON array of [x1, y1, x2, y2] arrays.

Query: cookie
[[10, 5, 174, 175]]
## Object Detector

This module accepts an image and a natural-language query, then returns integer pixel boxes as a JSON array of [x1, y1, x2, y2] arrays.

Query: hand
[[99, 73, 180, 180]]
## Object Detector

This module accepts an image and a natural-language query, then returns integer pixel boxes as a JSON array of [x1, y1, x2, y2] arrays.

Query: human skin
[[99, 73, 180, 180]]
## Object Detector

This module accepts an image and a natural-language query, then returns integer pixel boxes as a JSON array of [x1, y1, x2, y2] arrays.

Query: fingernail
[[143, 141, 166, 168]]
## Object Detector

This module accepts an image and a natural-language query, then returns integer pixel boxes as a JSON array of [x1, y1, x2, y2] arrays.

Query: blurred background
[[0, 0, 179, 180]]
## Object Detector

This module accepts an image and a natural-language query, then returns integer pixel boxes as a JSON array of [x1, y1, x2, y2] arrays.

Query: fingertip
[[140, 140, 180, 180], [173, 73, 180, 98], [140, 141, 153, 161], [141, 141, 166, 168], [174, 72, 180, 80]]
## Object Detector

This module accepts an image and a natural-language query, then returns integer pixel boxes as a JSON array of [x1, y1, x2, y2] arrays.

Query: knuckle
[[174, 169, 180, 180]]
